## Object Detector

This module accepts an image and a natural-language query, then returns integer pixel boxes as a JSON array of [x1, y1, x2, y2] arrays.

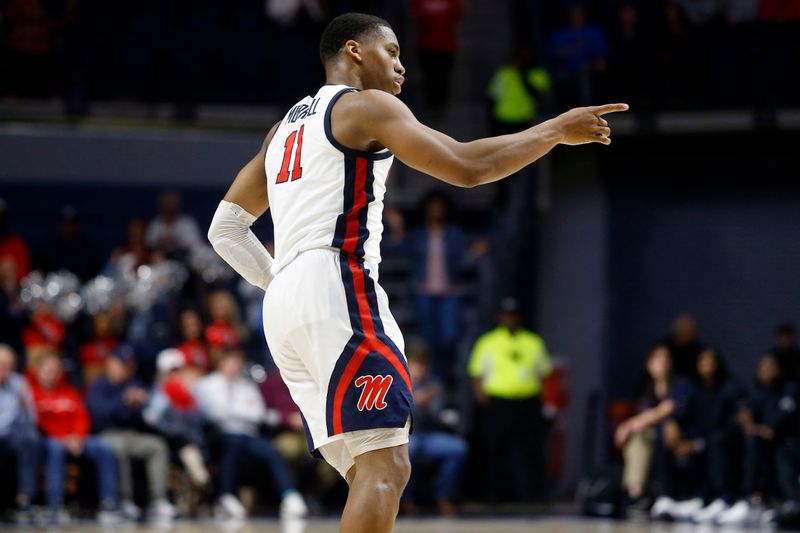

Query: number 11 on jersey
[[276, 125, 304, 184]]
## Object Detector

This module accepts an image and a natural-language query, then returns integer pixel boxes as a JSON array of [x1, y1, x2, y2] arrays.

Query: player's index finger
[[593, 103, 630, 116]]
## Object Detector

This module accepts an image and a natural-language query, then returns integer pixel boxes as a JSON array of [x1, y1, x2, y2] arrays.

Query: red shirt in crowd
[[162, 375, 197, 413], [22, 311, 66, 350], [759, 0, 800, 21], [177, 339, 211, 371], [29, 380, 90, 439], [80, 335, 119, 365], [412, 0, 463, 54], [204, 320, 240, 350], [0, 233, 30, 282]]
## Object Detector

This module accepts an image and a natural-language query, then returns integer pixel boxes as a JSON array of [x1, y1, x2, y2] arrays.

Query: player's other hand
[[552, 103, 629, 146]]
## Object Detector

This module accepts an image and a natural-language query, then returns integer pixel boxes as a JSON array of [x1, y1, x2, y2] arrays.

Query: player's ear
[[343, 39, 363, 63]]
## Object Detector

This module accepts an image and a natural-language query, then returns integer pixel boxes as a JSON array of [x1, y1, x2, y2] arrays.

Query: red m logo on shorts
[[354, 375, 393, 411]]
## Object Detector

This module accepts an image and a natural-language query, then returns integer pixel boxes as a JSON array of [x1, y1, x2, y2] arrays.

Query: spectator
[[487, 47, 551, 137], [663, 314, 704, 378], [412, 0, 464, 109], [21, 303, 66, 370], [546, 4, 609, 108], [658, 348, 747, 522], [110, 217, 152, 271], [0, 199, 30, 282], [0, 258, 26, 357], [79, 311, 121, 387], [204, 291, 247, 364], [195, 348, 307, 521], [86, 345, 175, 524], [143, 348, 209, 490], [175, 308, 211, 374], [145, 192, 203, 260], [614, 346, 689, 511], [259, 370, 340, 500], [607, 3, 648, 107], [0, 344, 39, 524], [37, 206, 100, 282], [29, 353, 125, 525], [772, 323, 800, 381], [468, 297, 552, 503], [403, 344, 467, 516], [716, 353, 797, 525], [408, 191, 472, 382]]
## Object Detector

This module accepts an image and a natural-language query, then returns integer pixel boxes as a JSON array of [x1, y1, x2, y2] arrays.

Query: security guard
[[468, 297, 552, 503]]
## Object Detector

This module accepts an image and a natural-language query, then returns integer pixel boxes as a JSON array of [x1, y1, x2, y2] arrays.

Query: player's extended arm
[[339, 90, 627, 188], [207, 123, 279, 290]]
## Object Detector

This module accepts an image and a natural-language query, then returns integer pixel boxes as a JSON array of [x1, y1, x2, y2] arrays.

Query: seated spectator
[[22, 302, 66, 371], [146, 192, 203, 260], [772, 323, 800, 382], [37, 206, 100, 282], [204, 291, 247, 364], [614, 346, 689, 511], [0, 258, 26, 358], [109, 218, 152, 272], [656, 348, 747, 521], [79, 312, 121, 387], [143, 349, 209, 490], [0, 344, 39, 524], [0, 199, 30, 282], [546, 4, 608, 108], [716, 353, 797, 525], [468, 298, 552, 504], [663, 314, 705, 378], [195, 348, 306, 521], [259, 369, 340, 500], [86, 345, 175, 524], [403, 345, 467, 516], [29, 353, 126, 525], [175, 308, 211, 374]]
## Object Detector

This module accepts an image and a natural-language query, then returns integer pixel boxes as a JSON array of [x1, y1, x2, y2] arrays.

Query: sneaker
[[47, 506, 71, 527], [216, 493, 246, 521], [693, 498, 728, 523], [670, 498, 704, 521], [120, 500, 141, 521], [97, 509, 130, 526], [147, 498, 175, 524], [651, 496, 676, 520], [14, 506, 35, 526], [280, 492, 308, 520], [716, 499, 751, 525]]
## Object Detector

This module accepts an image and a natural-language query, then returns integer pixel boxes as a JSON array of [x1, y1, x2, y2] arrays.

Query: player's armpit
[[223, 121, 280, 217]]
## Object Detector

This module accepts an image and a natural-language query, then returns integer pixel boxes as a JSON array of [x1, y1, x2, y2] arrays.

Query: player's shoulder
[[335, 89, 407, 121]]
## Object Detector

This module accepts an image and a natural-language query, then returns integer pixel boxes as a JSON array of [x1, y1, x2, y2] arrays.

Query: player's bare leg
[[340, 444, 411, 533]]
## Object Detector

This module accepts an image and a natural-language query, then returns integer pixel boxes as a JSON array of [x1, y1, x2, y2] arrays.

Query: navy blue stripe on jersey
[[324, 87, 393, 161], [332, 156, 375, 258], [332, 155, 357, 251], [324, 253, 413, 438]]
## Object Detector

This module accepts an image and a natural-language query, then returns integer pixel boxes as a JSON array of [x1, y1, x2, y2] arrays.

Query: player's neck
[[325, 64, 363, 90]]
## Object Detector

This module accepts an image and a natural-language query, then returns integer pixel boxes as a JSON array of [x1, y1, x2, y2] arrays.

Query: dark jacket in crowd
[[86, 376, 148, 433], [681, 379, 747, 439], [748, 380, 799, 440], [407, 226, 469, 288]]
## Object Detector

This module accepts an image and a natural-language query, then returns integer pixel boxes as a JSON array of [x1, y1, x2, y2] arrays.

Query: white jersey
[[265, 84, 394, 277]]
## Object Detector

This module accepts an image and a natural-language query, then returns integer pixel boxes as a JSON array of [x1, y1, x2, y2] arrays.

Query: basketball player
[[208, 13, 627, 532]]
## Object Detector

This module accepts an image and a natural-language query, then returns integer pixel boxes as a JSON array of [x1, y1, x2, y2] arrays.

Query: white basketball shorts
[[262, 248, 413, 478]]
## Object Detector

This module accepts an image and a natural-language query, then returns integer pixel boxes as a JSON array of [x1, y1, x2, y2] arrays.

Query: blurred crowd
[[0, 190, 565, 525], [1, 0, 798, 114], [611, 315, 800, 528]]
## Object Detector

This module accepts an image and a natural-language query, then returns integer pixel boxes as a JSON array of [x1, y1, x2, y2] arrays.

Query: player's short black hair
[[319, 13, 392, 65]]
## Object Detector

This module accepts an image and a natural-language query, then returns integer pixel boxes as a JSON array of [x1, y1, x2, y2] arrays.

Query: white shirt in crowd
[[146, 215, 204, 254], [194, 372, 267, 436]]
